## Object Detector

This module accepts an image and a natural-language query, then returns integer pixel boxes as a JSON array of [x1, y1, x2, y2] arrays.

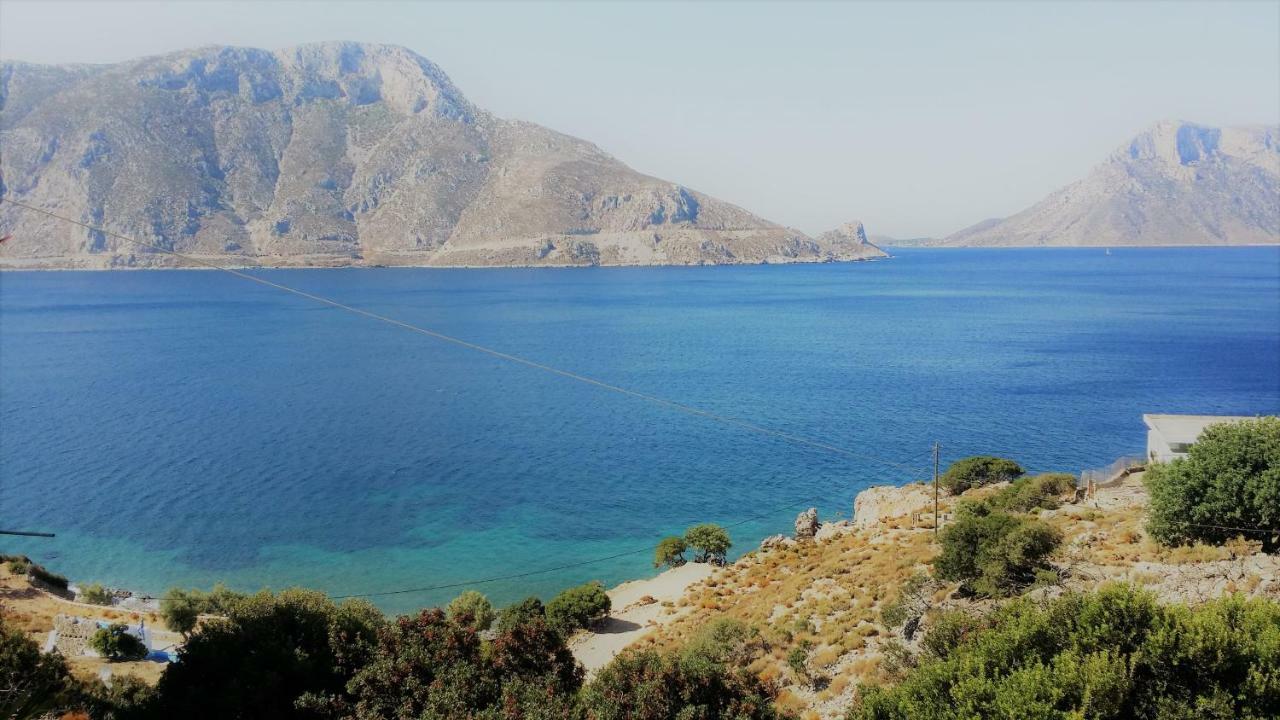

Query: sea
[[2, 247, 1277, 614]]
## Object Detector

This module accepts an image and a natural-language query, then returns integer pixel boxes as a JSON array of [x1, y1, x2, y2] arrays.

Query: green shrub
[[1144, 416, 1280, 552], [80, 582, 114, 606], [683, 618, 762, 666], [934, 510, 1061, 597], [445, 590, 496, 631], [89, 623, 148, 662], [654, 535, 688, 568], [160, 584, 248, 636], [685, 523, 732, 564], [938, 456, 1024, 495], [986, 472, 1078, 513], [584, 647, 785, 720], [28, 563, 69, 591], [151, 588, 384, 719], [5, 557, 30, 575], [343, 608, 581, 719], [546, 581, 611, 633], [496, 596, 546, 632], [0, 615, 78, 718], [849, 584, 1280, 720]]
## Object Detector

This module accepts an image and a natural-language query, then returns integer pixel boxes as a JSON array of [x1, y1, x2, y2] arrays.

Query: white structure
[[1143, 414, 1254, 462]]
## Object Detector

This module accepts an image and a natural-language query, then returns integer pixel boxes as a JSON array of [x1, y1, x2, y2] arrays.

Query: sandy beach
[[568, 561, 716, 674]]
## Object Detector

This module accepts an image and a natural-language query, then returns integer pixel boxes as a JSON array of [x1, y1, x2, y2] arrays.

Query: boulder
[[795, 508, 820, 540]]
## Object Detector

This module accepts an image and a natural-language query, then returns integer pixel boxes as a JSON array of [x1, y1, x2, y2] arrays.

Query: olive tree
[[684, 524, 732, 564], [1145, 416, 1279, 552], [654, 536, 688, 569], [938, 456, 1024, 495]]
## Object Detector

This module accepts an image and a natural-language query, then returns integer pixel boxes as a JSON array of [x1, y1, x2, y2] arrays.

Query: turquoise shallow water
[[2, 247, 1278, 614]]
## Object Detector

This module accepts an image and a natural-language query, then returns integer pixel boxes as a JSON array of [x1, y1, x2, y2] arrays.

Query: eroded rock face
[[0, 43, 888, 269], [942, 121, 1280, 247], [795, 508, 820, 540], [852, 484, 935, 529]]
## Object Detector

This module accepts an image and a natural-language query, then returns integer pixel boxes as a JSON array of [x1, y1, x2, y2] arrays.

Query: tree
[[545, 581, 611, 633], [584, 648, 785, 720], [985, 472, 1078, 513], [685, 523, 732, 564], [497, 596, 546, 633], [0, 616, 78, 719], [89, 623, 148, 662], [654, 536, 688, 569], [849, 584, 1280, 720], [79, 583, 114, 606], [1145, 416, 1280, 552], [446, 590, 496, 631], [938, 456, 1024, 495], [934, 510, 1060, 597], [159, 588, 204, 636], [150, 588, 384, 719], [345, 608, 581, 719]]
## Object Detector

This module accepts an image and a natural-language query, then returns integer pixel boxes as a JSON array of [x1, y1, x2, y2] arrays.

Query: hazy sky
[[1, 1, 1277, 238]]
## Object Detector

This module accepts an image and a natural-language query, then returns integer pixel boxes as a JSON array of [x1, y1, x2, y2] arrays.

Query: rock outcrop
[[0, 43, 888, 269], [852, 483, 935, 529], [794, 508, 820, 540], [942, 121, 1280, 246]]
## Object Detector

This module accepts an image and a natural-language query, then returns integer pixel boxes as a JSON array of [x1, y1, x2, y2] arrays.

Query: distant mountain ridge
[[942, 121, 1279, 247], [0, 42, 884, 268]]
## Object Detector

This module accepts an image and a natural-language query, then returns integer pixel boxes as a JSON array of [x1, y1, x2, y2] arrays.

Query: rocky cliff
[[943, 121, 1279, 246], [0, 43, 887, 269]]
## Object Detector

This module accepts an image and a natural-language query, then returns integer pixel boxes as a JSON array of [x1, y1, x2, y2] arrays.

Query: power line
[[1, 198, 928, 476]]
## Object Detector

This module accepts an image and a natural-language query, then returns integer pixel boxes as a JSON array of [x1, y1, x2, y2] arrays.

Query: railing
[[1079, 456, 1145, 490]]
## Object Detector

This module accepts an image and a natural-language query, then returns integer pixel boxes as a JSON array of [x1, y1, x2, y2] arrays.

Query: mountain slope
[[0, 43, 885, 268], [944, 121, 1279, 246]]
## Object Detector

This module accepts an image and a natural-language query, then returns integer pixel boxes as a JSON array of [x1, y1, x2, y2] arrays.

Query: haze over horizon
[[1, 0, 1277, 239]]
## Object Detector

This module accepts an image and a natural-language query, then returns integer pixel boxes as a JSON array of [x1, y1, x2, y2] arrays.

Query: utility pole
[[932, 442, 941, 538]]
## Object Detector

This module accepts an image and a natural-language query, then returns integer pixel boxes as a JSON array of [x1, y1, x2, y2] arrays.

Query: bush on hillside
[[584, 647, 786, 720], [89, 623, 148, 662], [343, 608, 581, 719], [149, 588, 384, 719], [496, 596, 546, 633], [79, 583, 114, 606], [1145, 416, 1280, 552], [934, 510, 1061, 597], [0, 615, 79, 718], [654, 535, 688, 568], [985, 472, 1078, 513], [850, 584, 1280, 720], [546, 581, 611, 633], [28, 563, 69, 591], [685, 523, 732, 564], [5, 556, 31, 575], [938, 456, 1024, 495], [445, 590, 496, 631], [159, 584, 248, 636]]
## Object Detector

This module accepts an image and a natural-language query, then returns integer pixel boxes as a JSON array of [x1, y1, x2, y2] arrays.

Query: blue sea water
[[2, 247, 1278, 614]]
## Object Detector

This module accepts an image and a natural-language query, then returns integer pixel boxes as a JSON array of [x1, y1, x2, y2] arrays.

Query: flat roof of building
[[1142, 414, 1256, 445]]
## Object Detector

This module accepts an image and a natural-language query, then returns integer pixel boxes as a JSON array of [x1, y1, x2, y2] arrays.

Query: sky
[[1, 1, 1277, 238]]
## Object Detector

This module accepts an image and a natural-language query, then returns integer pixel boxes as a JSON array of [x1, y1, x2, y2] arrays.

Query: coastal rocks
[[853, 484, 935, 529], [795, 508, 820, 540], [814, 520, 853, 542], [760, 534, 795, 550]]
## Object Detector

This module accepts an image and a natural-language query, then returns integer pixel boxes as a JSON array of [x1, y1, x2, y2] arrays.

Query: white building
[[1142, 414, 1254, 462]]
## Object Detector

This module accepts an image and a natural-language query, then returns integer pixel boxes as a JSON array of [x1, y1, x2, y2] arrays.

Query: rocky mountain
[[0, 43, 886, 269], [943, 121, 1279, 246]]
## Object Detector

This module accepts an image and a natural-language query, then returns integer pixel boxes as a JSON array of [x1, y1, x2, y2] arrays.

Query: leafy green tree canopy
[[654, 535, 688, 569], [89, 623, 149, 662], [584, 647, 785, 720], [934, 510, 1061, 597], [497, 596, 546, 633], [938, 456, 1024, 495], [546, 581, 611, 633], [445, 590, 496, 631], [685, 523, 732, 564], [1145, 416, 1280, 552], [851, 584, 1280, 720]]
